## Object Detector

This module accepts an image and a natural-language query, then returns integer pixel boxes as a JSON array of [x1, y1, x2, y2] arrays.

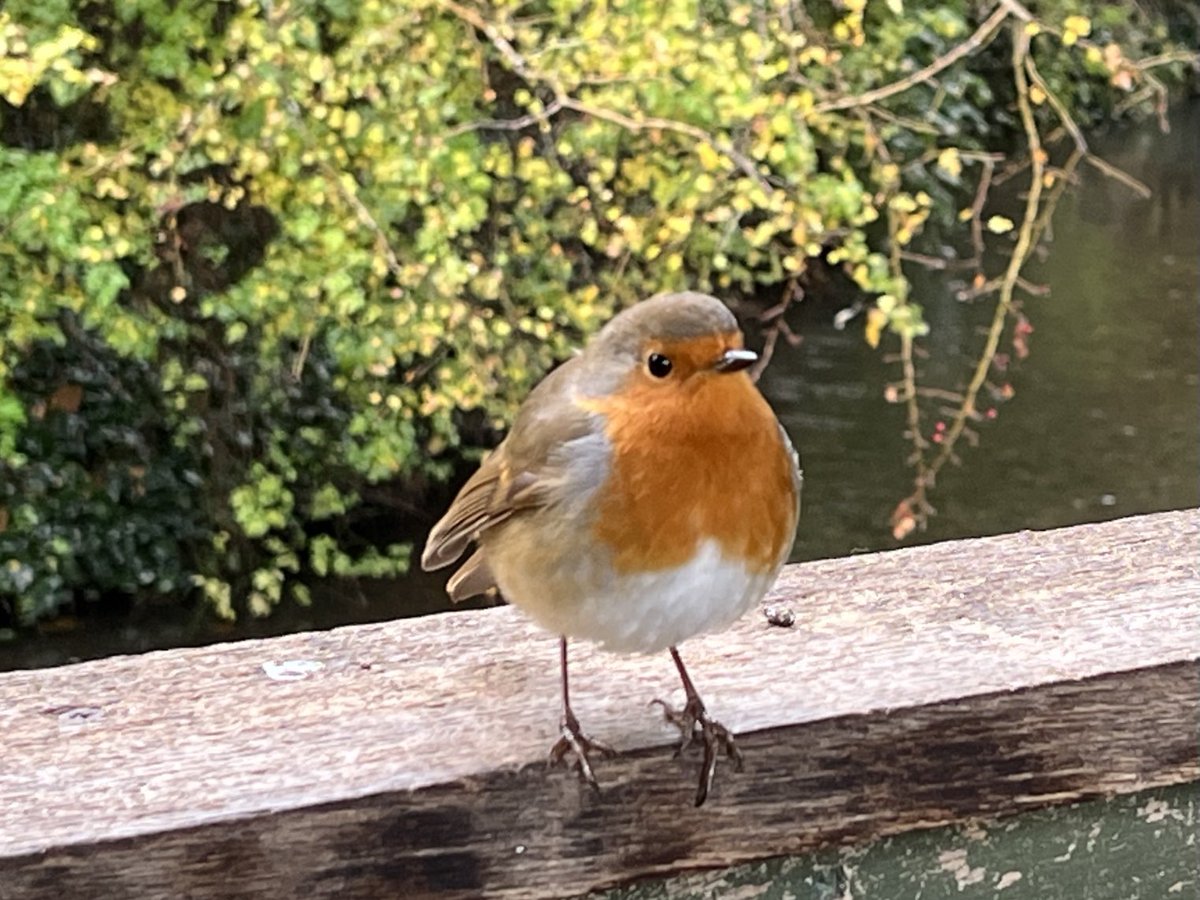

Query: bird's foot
[[548, 709, 616, 792], [652, 696, 743, 806]]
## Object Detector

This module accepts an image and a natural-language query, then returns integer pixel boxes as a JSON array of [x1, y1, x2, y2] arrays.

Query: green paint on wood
[[601, 783, 1198, 899]]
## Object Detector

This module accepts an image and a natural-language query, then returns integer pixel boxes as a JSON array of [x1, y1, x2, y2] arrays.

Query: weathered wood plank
[[601, 782, 1199, 899], [1, 510, 1197, 899]]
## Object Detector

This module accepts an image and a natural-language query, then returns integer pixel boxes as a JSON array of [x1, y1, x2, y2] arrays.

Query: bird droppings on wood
[[763, 606, 796, 627], [261, 659, 325, 681]]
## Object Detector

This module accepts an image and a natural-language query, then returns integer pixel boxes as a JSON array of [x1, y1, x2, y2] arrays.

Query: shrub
[[0, 0, 1193, 624]]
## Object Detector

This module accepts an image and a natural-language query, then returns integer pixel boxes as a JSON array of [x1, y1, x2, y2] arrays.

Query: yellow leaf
[[986, 215, 1014, 234], [0, 58, 36, 105], [1063, 15, 1092, 38], [936, 147, 962, 179], [696, 142, 721, 171], [799, 46, 828, 66], [865, 306, 888, 349], [1029, 85, 1046, 105]]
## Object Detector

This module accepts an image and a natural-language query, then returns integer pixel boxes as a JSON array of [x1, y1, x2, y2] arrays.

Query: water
[[3, 103, 1197, 671], [770, 100, 1200, 560]]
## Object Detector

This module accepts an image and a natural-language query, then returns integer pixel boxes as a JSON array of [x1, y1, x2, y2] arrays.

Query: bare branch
[[438, 0, 772, 192], [750, 279, 803, 383], [1025, 52, 1153, 198], [1085, 155, 1153, 199], [924, 21, 1043, 482], [809, 3, 1024, 115], [444, 99, 564, 138], [438, 0, 529, 76], [555, 97, 771, 193]]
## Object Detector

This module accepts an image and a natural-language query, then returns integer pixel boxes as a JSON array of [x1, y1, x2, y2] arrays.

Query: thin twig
[[1136, 49, 1200, 71], [1024, 54, 1088, 153], [1084, 155, 1152, 199], [438, 0, 528, 74], [556, 97, 771, 193], [438, 0, 772, 192], [864, 104, 943, 136], [898, 250, 977, 271], [924, 21, 1043, 483], [444, 99, 564, 138], [968, 155, 995, 264], [1025, 50, 1152, 198], [750, 278, 803, 383], [291, 330, 313, 381], [916, 387, 967, 403], [809, 2, 1026, 114]]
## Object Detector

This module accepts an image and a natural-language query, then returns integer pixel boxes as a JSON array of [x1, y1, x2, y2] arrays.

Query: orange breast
[[582, 367, 797, 576]]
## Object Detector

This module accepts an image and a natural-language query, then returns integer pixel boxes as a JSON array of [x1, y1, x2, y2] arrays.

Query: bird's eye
[[647, 353, 673, 378]]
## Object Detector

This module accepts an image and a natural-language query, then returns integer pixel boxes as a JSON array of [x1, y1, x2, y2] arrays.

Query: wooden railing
[[1, 510, 1197, 899]]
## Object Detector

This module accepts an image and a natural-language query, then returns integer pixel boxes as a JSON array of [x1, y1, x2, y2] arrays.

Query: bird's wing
[[418, 442, 548, 572], [420, 356, 598, 595], [445, 547, 495, 602]]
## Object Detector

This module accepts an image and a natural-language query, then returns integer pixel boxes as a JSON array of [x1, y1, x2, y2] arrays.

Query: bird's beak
[[712, 348, 758, 373]]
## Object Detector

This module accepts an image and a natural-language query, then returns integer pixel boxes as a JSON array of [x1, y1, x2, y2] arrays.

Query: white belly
[[501, 539, 777, 654]]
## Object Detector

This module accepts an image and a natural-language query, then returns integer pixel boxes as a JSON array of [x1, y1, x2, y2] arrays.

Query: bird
[[421, 291, 801, 805]]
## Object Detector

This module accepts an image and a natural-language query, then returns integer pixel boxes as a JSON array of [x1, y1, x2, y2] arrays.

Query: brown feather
[[420, 355, 599, 593], [419, 454, 509, 571], [446, 548, 497, 602]]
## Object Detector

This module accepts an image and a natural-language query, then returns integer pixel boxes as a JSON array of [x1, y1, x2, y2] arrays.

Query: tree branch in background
[[886, 12, 1169, 538], [809, 2, 1028, 115], [750, 278, 803, 384], [435, 0, 1184, 542], [437, 0, 771, 192]]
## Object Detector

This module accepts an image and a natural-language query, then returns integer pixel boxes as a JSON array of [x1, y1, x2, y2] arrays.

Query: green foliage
[[0, 0, 1192, 625], [0, 329, 207, 624]]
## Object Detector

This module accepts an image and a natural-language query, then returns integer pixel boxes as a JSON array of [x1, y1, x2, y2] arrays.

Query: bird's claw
[[548, 711, 616, 792], [652, 697, 743, 806]]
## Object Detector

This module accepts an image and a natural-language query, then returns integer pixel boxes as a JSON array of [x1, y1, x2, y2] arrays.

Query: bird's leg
[[548, 636, 615, 790], [653, 646, 744, 806]]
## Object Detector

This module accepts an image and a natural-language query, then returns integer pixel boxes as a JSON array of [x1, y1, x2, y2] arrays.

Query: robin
[[422, 291, 801, 805]]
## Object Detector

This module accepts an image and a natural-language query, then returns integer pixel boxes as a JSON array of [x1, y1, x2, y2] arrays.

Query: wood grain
[[1, 510, 1197, 899], [599, 783, 1200, 899]]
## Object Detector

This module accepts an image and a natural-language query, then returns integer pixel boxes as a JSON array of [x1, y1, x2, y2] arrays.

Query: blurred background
[[1, 1, 1196, 670]]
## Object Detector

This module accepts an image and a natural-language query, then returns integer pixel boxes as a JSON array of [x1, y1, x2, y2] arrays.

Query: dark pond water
[[4, 103, 1197, 671], [771, 101, 1200, 560]]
